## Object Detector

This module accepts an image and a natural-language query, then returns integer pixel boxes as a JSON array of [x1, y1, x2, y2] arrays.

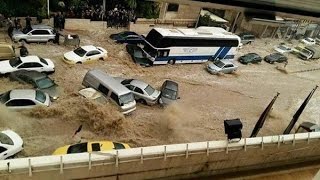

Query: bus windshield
[[145, 29, 163, 47]]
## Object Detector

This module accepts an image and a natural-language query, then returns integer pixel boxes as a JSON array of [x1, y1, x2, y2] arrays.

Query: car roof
[[20, 56, 41, 63], [164, 80, 178, 91], [130, 79, 149, 89], [9, 89, 36, 100], [13, 70, 46, 80], [81, 45, 98, 52]]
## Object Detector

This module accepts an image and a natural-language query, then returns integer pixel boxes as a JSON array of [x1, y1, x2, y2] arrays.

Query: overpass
[[151, 0, 320, 22]]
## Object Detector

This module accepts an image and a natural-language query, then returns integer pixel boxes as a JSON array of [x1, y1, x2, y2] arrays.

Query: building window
[[167, 3, 179, 12]]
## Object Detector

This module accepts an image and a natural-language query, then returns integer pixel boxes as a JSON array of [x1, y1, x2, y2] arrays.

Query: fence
[[1, 132, 320, 179]]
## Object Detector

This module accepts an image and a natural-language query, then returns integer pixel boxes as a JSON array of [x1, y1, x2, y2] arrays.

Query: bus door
[[157, 49, 170, 59]]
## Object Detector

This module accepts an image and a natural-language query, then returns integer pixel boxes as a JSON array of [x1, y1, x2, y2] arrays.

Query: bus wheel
[[168, 59, 175, 65]]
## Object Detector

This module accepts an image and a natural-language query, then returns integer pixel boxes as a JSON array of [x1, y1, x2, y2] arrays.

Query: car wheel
[[76, 61, 82, 64], [7, 155, 15, 159], [48, 39, 54, 43], [99, 57, 104, 61], [168, 59, 176, 65], [138, 99, 147, 105]]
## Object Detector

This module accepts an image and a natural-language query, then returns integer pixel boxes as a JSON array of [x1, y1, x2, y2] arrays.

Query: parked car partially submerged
[[207, 59, 238, 74], [110, 31, 145, 44], [264, 53, 288, 64], [238, 32, 255, 45], [63, 45, 107, 64], [12, 25, 56, 43], [0, 56, 55, 75], [0, 43, 15, 60], [52, 141, 130, 155], [126, 44, 152, 67], [238, 53, 262, 64], [301, 38, 316, 46], [0, 89, 51, 109], [9, 70, 59, 100], [0, 130, 23, 159], [274, 44, 293, 54], [115, 78, 161, 105], [159, 80, 179, 106]]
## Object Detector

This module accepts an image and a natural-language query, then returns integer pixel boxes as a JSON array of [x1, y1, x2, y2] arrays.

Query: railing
[[1, 132, 320, 178]]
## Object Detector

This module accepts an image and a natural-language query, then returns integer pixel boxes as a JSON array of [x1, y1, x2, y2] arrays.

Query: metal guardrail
[[0, 132, 320, 177]]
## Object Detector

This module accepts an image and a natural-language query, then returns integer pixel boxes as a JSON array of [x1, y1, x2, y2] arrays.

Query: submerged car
[[126, 44, 152, 67], [207, 59, 238, 74], [12, 25, 56, 43], [0, 56, 55, 75], [238, 53, 262, 64], [159, 80, 179, 106], [0, 89, 51, 109], [63, 45, 107, 64], [110, 31, 144, 44], [301, 38, 316, 46], [264, 53, 288, 64], [0, 130, 23, 159], [274, 44, 293, 54], [115, 78, 161, 105], [52, 141, 130, 155], [9, 70, 59, 100]]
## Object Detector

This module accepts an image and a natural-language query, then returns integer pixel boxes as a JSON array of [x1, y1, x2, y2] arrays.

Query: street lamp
[[47, 0, 50, 17]]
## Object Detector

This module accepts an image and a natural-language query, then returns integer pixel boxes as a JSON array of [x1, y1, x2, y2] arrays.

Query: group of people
[[53, 12, 66, 30], [106, 7, 136, 29]]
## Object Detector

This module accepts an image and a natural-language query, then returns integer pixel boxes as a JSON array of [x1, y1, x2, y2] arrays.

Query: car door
[[85, 50, 102, 62], [28, 30, 43, 42], [17, 62, 43, 72], [5, 99, 36, 109], [223, 64, 234, 73], [132, 86, 144, 100], [39, 30, 51, 42]]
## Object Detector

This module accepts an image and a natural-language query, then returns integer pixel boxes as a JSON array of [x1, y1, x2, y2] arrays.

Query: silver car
[[115, 78, 160, 105], [207, 60, 238, 74], [12, 25, 56, 43], [0, 89, 51, 109]]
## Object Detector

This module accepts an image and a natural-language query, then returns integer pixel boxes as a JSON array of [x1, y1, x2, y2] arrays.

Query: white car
[[301, 38, 316, 46], [0, 56, 55, 75], [0, 89, 51, 109], [207, 59, 238, 74], [115, 78, 161, 105], [274, 44, 293, 54], [0, 130, 23, 159], [63, 45, 108, 64]]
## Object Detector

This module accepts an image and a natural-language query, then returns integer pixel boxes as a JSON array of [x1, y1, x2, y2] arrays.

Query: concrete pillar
[[159, 2, 168, 20], [231, 12, 241, 33], [261, 25, 268, 38]]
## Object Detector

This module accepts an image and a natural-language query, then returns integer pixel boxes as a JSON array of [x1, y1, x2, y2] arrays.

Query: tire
[[138, 99, 147, 105], [48, 39, 54, 43], [99, 57, 104, 61], [168, 59, 175, 65], [76, 62, 82, 64]]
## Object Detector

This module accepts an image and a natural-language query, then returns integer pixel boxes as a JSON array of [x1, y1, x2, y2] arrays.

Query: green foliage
[[198, 14, 222, 27], [136, 0, 159, 19], [125, 0, 137, 9]]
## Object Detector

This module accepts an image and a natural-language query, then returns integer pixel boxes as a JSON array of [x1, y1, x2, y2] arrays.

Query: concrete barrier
[[1, 132, 320, 179]]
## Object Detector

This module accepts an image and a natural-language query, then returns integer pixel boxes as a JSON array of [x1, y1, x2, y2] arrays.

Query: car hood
[[12, 29, 25, 36], [207, 62, 221, 71], [160, 96, 175, 105], [64, 51, 81, 62], [2, 130, 23, 146], [0, 61, 13, 74], [41, 85, 60, 100], [150, 89, 161, 100], [52, 145, 70, 155], [109, 34, 120, 40], [45, 58, 55, 68]]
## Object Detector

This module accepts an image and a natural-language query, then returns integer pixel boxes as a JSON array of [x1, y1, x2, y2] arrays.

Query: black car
[[9, 70, 59, 100], [159, 80, 179, 106], [126, 44, 152, 67], [109, 31, 145, 44], [238, 32, 255, 45], [264, 53, 288, 64], [238, 53, 262, 64]]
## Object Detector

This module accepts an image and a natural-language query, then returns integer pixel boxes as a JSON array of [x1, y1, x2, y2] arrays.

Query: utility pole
[[47, 0, 50, 18]]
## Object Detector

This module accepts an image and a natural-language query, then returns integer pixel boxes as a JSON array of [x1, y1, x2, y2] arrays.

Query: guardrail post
[[308, 132, 310, 144], [115, 150, 119, 168], [244, 138, 247, 152], [226, 142, 229, 154], [277, 135, 281, 148], [28, 159, 32, 176], [261, 137, 264, 150], [89, 153, 92, 170], [140, 148, 143, 164], [164, 146, 167, 161], [7, 162, 11, 173], [60, 156, 63, 174], [293, 133, 296, 146], [186, 144, 189, 159], [206, 141, 210, 156]]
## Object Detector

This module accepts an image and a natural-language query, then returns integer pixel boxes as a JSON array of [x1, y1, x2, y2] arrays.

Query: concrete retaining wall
[[1, 132, 320, 179]]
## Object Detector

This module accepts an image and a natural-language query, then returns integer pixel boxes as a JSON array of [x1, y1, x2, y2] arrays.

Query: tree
[[125, 0, 137, 10]]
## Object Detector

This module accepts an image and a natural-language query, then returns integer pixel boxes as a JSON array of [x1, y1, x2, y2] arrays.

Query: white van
[[82, 69, 136, 114]]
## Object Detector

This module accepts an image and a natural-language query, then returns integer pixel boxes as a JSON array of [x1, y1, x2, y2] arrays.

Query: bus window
[[157, 50, 169, 57]]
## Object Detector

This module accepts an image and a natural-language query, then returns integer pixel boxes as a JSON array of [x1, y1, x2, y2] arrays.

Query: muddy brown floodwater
[[0, 27, 319, 158]]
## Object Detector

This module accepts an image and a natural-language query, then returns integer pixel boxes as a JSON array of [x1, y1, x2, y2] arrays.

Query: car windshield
[[144, 85, 155, 96], [67, 143, 88, 154], [0, 132, 13, 145], [121, 79, 133, 85], [9, 57, 22, 67], [278, 46, 290, 50], [39, 57, 48, 65], [306, 38, 313, 42], [35, 90, 46, 103], [162, 88, 177, 100], [0, 91, 11, 104], [73, 47, 87, 57], [119, 93, 134, 105], [36, 78, 55, 89], [213, 60, 225, 68], [301, 49, 312, 55]]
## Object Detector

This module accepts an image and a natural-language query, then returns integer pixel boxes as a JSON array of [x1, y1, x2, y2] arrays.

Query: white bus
[[141, 26, 241, 65]]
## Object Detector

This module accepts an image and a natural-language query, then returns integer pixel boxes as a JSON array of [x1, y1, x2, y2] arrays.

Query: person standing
[[14, 17, 18, 29], [7, 24, 14, 40], [25, 16, 32, 32], [18, 41, 29, 57]]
